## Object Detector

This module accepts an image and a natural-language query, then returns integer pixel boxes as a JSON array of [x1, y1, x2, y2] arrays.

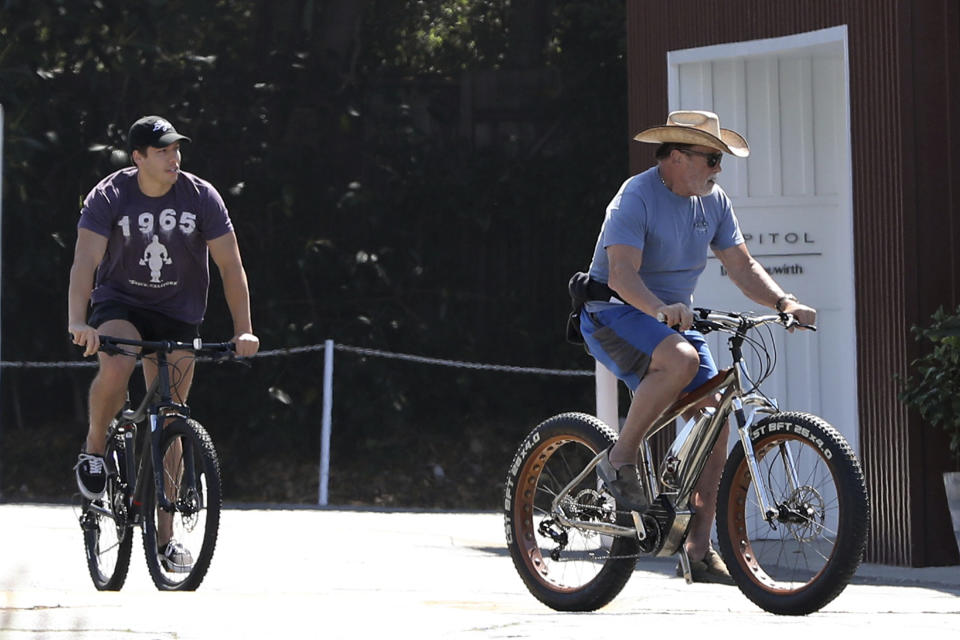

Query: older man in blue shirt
[[580, 111, 817, 583]]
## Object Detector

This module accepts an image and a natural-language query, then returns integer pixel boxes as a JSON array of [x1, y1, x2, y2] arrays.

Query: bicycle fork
[[148, 411, 199, 515], [733, 396, 786, 526]]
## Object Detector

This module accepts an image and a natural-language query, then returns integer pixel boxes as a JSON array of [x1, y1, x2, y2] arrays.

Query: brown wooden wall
[[626, 0, 960, 566]]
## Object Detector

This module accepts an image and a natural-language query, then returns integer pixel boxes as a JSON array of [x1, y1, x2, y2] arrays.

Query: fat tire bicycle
[[78, 335, 237, 591], [504, 308, 870, 615]]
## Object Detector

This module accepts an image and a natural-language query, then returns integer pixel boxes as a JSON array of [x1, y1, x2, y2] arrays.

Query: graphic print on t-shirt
[[117, 208, 197, 290], [140, 235, 172, 283]]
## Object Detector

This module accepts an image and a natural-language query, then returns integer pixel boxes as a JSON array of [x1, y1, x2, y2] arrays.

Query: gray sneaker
[[596, 449, 649, 512], [159, 540, 194, 574]]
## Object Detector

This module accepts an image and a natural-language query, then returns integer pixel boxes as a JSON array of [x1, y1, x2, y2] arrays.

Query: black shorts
[[88, 300, 199, 344]]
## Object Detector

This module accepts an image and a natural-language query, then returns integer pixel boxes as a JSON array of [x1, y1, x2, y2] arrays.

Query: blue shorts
[[580, 304, 717, 392]]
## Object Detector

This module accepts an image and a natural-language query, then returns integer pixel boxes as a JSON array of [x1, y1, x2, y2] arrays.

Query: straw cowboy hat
[[634, 110, 750, 157]]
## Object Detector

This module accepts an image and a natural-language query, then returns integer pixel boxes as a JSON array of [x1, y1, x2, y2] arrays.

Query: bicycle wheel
[[505, 412, 641, 611], [141, 418, 222, 591], [716, 411, 870, 615], [81, 428, 133, 591]]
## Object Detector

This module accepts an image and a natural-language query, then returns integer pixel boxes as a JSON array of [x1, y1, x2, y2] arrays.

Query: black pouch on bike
[[566, 271, 592, 345]]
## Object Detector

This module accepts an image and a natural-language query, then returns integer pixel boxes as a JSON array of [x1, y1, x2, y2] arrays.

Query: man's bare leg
[[684, 422, 730, 560], [608, 334, 700, 468], [84, 320, 140, 455]]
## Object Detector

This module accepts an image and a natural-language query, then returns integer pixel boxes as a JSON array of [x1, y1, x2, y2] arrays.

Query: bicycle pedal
[[79, 513, 98, 531], [631, 510, 647, 541]]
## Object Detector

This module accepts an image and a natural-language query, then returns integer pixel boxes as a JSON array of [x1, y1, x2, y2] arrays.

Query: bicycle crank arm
[[83, 503, 117, 522]]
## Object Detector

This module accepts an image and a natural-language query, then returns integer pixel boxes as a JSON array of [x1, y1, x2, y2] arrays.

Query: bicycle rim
[[724, 430, 846, 597], [143, 419, 221, 591], [509, 423, 638, 603]]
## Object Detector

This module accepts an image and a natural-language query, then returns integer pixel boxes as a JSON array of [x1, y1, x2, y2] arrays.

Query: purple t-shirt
[[78, 167, 233, 325]]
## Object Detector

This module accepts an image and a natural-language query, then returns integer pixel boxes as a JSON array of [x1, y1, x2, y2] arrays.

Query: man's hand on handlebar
[[232, 332, 260, 358], [779, 300, 817, 332], [68, 323, 101, 357], [654, 303, 695, 331]]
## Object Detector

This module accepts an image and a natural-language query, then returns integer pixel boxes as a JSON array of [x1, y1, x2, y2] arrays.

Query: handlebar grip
[[655, 312, 681, 332]]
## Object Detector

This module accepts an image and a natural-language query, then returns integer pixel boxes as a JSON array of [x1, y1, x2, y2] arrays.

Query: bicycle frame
[[549, 311, 797, 558], [130, 352, 195, 516], [85, 345, 198, 526]]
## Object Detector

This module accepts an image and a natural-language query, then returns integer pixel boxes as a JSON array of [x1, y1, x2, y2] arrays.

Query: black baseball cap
[[128, 115, 191, 150]]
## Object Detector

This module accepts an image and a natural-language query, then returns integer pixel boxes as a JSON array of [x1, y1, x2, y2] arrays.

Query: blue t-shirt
[[587, 166, 744, 306], [78, 167, 234, 325]]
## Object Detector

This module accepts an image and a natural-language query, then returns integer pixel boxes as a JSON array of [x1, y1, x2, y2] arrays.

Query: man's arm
[[714, 243, 816, 326], [68, 228, 108, 356], [607, 243, 695, 330], [207, 231, 260, 357]]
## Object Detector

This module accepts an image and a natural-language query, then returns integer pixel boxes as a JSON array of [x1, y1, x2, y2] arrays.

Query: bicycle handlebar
[[96, 335, 237, 356], [657, 308, 817, 333], [692, 308, 817, 333]]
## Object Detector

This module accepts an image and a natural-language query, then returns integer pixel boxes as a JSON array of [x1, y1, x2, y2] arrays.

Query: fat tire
[[142, 418, 222, 591], [716, 411, 869, 615], [504, 412, 639, 611]]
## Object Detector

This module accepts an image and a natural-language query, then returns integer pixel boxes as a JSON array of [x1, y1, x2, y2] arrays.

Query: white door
[[596, 27, 859, 454]]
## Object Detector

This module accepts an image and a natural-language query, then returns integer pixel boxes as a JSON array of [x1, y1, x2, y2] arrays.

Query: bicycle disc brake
[[777, 486, 826, 542]]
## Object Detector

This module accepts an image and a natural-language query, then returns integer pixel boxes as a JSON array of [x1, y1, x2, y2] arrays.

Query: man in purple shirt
[[68, 115, 260, 572]]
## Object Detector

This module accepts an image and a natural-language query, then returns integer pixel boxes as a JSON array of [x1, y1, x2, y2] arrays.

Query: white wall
[[671, 27, 859, 452]]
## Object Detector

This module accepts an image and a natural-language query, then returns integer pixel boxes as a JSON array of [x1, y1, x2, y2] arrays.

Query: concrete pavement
[[1, 504, 957, 638]]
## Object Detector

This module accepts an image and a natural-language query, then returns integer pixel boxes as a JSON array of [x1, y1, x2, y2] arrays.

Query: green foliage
[[0, 0, 627, 506], [899, 306, 960, 464]]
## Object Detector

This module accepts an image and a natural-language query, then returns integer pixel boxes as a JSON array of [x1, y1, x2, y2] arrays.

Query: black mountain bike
[[78, 335, 237, 591], [505, 308, 870, 615]]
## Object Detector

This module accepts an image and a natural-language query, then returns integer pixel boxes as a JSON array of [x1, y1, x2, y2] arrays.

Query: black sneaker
[[596, 449, 649, 512], [75, 452, 106, 500], [159, 540, 194, 574]]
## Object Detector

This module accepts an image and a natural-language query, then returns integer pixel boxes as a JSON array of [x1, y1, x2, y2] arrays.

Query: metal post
[[0, 104, 5, 499], [595, 360, 619, 432], [319, 339, 334, 505]]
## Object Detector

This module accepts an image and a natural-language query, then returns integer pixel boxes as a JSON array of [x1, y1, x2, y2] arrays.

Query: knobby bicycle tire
[[141, 417, 222, 591], [505, 412, 640, 611], [82, 428, 134, 591], [716, 411, 869, 615]]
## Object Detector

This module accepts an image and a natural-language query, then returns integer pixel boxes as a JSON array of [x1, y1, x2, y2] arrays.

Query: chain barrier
[[0, 341, 594, 377]]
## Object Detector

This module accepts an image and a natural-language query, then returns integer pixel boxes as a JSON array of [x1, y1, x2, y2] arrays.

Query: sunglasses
[[680, 148, 723, 168]]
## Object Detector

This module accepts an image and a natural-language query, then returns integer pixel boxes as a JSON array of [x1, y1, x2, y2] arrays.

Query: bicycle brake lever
[[780, 313, 818, 332], [211, 351, 251, 367], [98, 343, 125, 356]]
